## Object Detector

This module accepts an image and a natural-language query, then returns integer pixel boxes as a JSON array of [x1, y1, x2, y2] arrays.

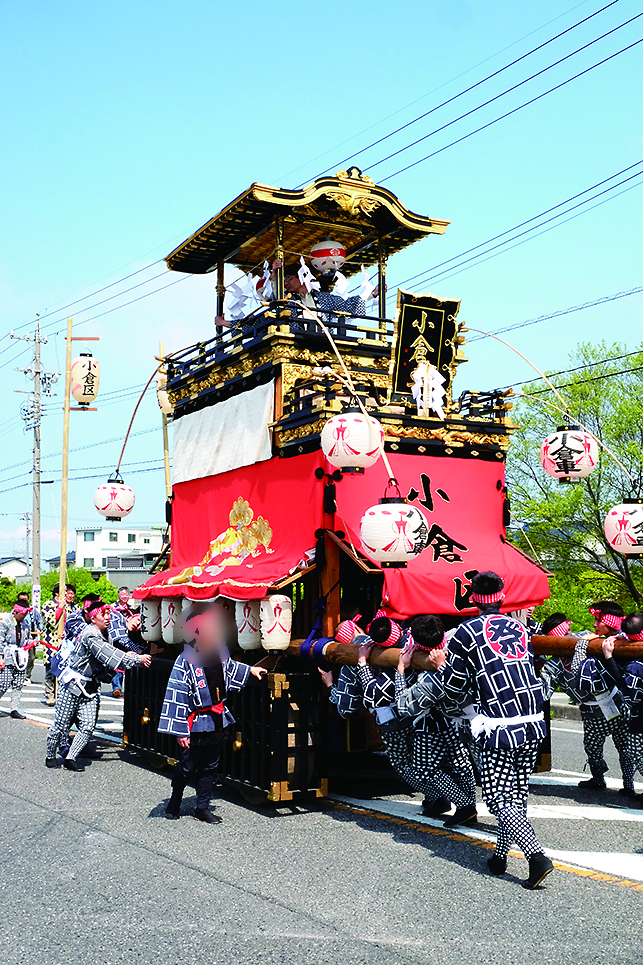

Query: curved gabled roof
[[165, 168, 449, 278]]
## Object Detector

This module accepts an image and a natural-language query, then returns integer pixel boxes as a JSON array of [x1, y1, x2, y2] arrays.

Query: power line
[[471, 286, 643, 345], [320, 1, 627, 180], [393, 172, 643, 296], [386, 158, 643, 295], [501, 348, 643, 389], [379, 35, 643, 183], [286, 0, 603, 185], [2, 260, 164, 343], [523, 363, 643, 394]]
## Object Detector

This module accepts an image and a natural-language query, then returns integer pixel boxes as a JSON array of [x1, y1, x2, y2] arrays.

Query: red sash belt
[[187, 702, 225, 732]]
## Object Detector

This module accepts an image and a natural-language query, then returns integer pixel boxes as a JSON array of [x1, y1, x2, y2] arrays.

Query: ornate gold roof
[[165, 168, 450, 278]]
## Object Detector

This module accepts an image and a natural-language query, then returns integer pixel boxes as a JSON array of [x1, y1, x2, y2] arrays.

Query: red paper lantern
[[94, 474, 135, 521], [310, 238, 346, 273], [321, 410, 384, 473], [604, 498, 643, 555], [360, 498, 430, 568]]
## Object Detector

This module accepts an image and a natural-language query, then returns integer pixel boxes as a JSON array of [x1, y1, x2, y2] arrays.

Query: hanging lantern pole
[[159, 341, 172, 502], [514, 390, 635, 484], [58, 318, 100, 637], [464, 326, 636, 485], [303, 306, 397, 484]]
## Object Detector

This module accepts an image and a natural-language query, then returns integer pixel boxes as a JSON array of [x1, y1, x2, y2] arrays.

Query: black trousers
[[173, 742, 221, 809]]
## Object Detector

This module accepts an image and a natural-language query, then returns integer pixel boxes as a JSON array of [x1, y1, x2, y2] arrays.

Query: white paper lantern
[[260, 594, 292, 651], [604, 499, 643, 555], [321, 410, 384, 472], [140, 600, 162, 641], [360, 499, 430, 568], [156, 372, 174, 416], [94, 477, 135, 521], [70, 352, 100, 406], [310, 238, 346, 273], [161, 598, 183, 644], [235, 599, 262, 651], [540, 425, 598, 481]]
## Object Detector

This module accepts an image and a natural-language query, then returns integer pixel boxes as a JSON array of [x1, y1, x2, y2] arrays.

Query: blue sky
[[0, 0, 641, 564]]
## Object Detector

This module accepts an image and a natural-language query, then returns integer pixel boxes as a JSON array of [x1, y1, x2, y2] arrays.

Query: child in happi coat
[[158, 602, 267, 823]]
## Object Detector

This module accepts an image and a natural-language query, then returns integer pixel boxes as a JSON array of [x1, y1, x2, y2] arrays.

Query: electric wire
[[313, 0, 624, 180], [378, 36, 643, 182]]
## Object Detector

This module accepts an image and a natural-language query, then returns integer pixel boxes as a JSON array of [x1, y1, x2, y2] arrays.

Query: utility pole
[[19, 512, 31, 577], [32, 314, 42, 600], [12, 315, 59, 610]]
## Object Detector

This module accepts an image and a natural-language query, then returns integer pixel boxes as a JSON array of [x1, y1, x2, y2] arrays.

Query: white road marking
[[331, 795, 643, 882], [551, 725, 583, 734]]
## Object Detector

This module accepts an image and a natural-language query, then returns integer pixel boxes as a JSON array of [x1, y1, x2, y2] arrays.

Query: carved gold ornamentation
[[384, 424, 511, 451], [275, 420, 326, 444]]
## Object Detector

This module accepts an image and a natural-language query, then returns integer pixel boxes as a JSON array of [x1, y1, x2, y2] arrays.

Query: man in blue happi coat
[[158, 602, 267, 824]]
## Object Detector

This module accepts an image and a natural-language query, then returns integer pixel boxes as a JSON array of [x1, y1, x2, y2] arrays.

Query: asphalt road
[[0, 676, 641, 965]]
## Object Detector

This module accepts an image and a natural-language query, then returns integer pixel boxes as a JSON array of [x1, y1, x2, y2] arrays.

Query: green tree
[[40, 567, 118, 604], [507, 340, 643, 616]]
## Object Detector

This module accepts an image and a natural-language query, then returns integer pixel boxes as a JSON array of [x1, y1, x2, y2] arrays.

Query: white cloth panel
[[172, 380, 274, 484]]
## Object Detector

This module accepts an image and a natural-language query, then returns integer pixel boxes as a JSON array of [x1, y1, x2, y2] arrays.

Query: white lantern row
[[140, 600, 162, 641], [321, 410, 384, 473], [141, 596, 293, 651], [70, 352, 100, 406], [360, 498, 430, 568], [604, 499, 643, 556], [540, 425, 598, 482]]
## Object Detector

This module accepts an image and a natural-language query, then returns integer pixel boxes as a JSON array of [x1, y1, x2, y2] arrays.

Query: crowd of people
[[2, 570, 643, 886], [320, 574, 643, 890]]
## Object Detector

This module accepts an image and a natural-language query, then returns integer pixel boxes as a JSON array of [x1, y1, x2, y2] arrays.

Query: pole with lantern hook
[[463, 326, 636, 485]]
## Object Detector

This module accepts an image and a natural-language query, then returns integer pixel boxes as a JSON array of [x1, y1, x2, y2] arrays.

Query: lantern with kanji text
[[70, 352, 100, 406], [540, 425, 598, 483]]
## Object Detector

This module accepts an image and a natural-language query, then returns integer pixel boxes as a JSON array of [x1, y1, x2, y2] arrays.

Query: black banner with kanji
[[391, 290, 461, 398]]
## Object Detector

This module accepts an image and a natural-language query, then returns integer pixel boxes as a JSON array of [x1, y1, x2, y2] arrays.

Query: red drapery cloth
[[134, 449, 550, 613]]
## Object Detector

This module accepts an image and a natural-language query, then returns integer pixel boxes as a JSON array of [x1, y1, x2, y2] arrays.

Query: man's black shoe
[[487, 854, 507, 876], [578, 777, 606, 790], [443, 805, 478, 828], [45, 758, 61, 769], [10, 710, 26, 720], [194, 808, 222, 824], [422, 796, 452, 817], [63, 758, 85, 772], [522, 853, 555, 890], [618, 787, 639, 801], [164, 809, 181, 820]]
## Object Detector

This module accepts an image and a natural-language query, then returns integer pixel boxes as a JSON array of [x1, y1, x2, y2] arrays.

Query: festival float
[[124, 168, 557, 801]]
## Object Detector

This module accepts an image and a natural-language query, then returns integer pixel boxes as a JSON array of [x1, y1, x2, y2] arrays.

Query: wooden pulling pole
[[287, 634, 643, 671], [57, 316, 74, 641]]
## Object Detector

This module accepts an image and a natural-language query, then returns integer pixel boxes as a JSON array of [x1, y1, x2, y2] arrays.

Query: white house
[[0, 557, 29, 581], [75, 525, 165, 590]]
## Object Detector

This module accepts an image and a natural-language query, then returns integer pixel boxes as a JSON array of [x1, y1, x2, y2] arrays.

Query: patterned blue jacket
[[622, 661, 643, 732], [442, 608, 546, 751], [158, 651, 251, 738]]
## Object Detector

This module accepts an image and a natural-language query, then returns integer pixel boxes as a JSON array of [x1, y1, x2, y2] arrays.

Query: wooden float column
[[377, 239, 387, 342], [320, 532, 341, 638], [215, 260, 225, 334], [274, 216, 285, 305]]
